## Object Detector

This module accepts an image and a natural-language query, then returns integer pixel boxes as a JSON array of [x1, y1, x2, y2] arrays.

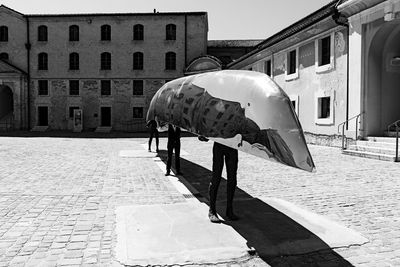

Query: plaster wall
[[272, 30, 348, 136], [0, 8, 28, 71]]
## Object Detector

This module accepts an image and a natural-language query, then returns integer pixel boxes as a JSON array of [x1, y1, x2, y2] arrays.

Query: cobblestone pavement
[[0, 135, 399, 266]]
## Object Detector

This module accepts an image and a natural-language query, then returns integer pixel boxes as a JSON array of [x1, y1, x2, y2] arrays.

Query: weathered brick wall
[[31, 78, 166, 131], [25, 12, 207, 131]]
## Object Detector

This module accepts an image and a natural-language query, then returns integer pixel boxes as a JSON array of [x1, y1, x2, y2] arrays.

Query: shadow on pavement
[[157, 149, 354, 267]]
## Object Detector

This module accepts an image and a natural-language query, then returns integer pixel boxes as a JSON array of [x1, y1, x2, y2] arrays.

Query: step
[[31, 126, 49, 132], [356, 140, 397, 148], [384, 131, 400, 138], [342, 149, 396, 162], [95, 126, 112, 133], [348, 145, 397, 155], [367, 136, 399, 143]]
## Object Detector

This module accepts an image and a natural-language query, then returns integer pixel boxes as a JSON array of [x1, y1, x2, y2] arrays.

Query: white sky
[[1, 0, 334, 40]]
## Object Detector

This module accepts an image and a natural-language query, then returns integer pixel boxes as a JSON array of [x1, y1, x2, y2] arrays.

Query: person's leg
[[166, 141, 173, 175], [225, 148, 239, 220], [148, 130, 154, 151], [175, 141, 181, 174], [155, 130, 159, 152], [209, 143, 224, 222]]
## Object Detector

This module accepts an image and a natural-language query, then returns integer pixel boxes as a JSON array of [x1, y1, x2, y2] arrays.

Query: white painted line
[[153, 159, 192, 196]]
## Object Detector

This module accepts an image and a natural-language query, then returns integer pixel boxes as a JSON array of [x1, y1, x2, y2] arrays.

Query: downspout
[[184, 15, 187, 71], [333, 5, 350, 130], [25, 16, 31, 130]]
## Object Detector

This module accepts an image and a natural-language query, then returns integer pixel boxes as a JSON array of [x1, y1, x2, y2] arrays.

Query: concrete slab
[[115, 202, 253, 266]]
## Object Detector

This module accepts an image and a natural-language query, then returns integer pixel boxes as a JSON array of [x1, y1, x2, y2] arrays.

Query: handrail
[[387, 119, 400, 162], [337, 112, 363, 150]]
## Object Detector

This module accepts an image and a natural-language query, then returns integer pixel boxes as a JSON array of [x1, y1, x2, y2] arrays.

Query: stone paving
[[0, 135, 399, 266]]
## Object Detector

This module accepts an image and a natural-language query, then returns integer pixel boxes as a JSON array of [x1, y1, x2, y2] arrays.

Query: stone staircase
[[342, 135, 399, 162]]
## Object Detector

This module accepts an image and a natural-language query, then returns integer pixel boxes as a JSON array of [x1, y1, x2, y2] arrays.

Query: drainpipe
[[25, 16, 31, 130], [332, 7, 350, 130], [184, 15, 187, 70]]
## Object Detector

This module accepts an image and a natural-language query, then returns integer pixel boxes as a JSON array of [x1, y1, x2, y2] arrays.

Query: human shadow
[[157, 149, 354, 266]]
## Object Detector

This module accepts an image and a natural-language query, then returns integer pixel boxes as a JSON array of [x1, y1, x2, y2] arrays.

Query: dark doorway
[[37, 106, 48, 126], [0, 85, 13, 119], [101, 107, 111, 127]]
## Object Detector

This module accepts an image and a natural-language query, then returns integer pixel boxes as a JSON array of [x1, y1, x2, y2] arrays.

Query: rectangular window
[[319, 36, 331, 66], [288, 50, 297, 75], [69, 80, 79, 96], [133, 107, 143, 119], [318, 97, 330, 119], [133, 80, 143, 95], [264, 60, 271, 77], [101, 80, 111, 96], [69, 106, 79, 119], [38, 80, 48, 95]]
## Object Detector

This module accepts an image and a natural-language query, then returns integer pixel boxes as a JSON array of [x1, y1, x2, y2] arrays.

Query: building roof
[[0, 5, 25, 16], [228, 0, 340, 68], [26, 11, 207, 18], [208, 40, 264, 48], [0, 59, 27, 75], [1, 5, 206, 18]]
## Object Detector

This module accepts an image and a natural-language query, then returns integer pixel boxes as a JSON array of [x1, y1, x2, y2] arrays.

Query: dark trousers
[[209, 142, 238, 213], [166, 140, 181, 172], [148, 129, 159, 150]]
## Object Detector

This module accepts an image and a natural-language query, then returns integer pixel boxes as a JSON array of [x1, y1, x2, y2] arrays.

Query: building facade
[[0, 5, 208, 131], [228, 0, 400, 145]]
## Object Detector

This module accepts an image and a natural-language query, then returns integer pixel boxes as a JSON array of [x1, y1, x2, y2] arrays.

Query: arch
[[101, 24, 111, 41], [184, 55, 222, 75], [38, 52, 48, 70], [69, 25, 79, 41], [38, 25, 48, 41], [101, 52, 111, 70], [133, 52, 143, 70], [0, 25, 8, 42], [0, 52, 9, 60], [133, 24, 144, 40], [165, 52, 176, 70], [0, 85, 14, 120], [166, 24, 176, 40], [69, 52, 79, 70], [365, 22, 400, 135]]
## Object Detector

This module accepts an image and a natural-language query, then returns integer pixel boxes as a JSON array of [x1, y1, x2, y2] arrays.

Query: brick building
[[0, 5, 208, 131]]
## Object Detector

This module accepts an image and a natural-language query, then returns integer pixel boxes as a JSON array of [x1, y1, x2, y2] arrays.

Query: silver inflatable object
[[147, 70, 315, 172]]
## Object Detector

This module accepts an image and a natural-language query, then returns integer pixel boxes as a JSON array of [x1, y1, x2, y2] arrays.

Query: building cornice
[[337, 0, 385, 17]]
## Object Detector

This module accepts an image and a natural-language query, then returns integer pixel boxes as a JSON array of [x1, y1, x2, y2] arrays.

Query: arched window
[[101, 52, 111, 70], [101, 25, 111, 41], [0, 53, 9, 61], [133, 24, 144, 40], [133, 52, 143, 70], [0, 26, 8, 42], [69, 25, 79, 41], [38, 25, 48, 41], [38, 52, 48, 70], [69, 53, 79, 70], [166, 24, 176, 40], [165, 52, 176, 70]]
